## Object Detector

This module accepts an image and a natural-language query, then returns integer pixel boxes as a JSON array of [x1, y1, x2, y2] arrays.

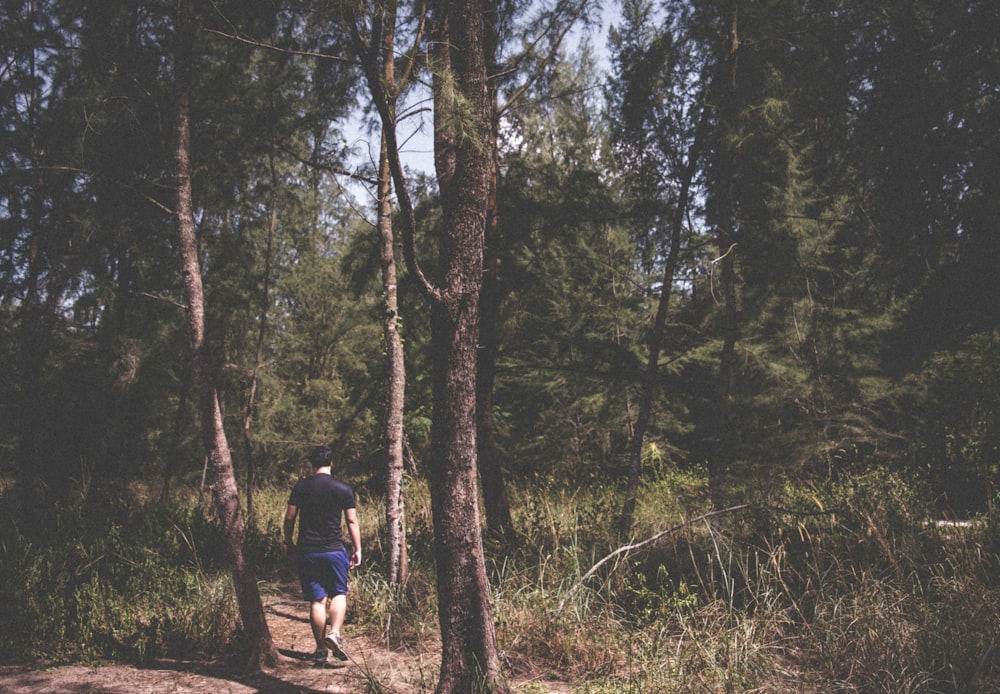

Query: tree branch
[[203, 28, 356, 64], [557, 503, 839, 613], [497, 0, 590, 116]]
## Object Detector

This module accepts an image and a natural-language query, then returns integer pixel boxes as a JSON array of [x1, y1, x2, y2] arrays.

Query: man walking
[[283, 445, 361, 663]]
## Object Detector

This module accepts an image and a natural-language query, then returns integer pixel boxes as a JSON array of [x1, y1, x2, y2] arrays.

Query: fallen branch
[[557, 503, 838, 613]]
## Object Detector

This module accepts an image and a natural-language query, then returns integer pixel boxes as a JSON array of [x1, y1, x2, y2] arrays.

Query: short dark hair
[[306, 445, 333, 468]]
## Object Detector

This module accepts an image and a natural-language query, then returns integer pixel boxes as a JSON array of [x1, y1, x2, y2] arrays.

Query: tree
[[496, 45, 640, 483], [477, 0, 595, 543], [378, 131, 409, 587], [344, 0, 425, 589], [350, 0, 505, 684], [425, 0, 505, 686], [609, 0, 710, 535], [170, 0, 275, 670], [2, 0, 91, 508]]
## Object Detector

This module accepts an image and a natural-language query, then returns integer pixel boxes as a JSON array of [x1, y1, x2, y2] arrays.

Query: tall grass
[[2, 468, 999, 693], [0, 482, 266, 664], [475, 466, 999, 692]]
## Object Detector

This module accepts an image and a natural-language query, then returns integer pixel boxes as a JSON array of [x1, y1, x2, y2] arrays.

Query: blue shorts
[[297, 549, 350, 602]]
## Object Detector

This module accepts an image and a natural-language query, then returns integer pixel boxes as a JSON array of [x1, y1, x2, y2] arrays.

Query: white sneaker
[[322, 632, 348, 661]]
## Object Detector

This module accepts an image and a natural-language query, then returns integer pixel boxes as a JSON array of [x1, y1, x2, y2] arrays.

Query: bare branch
[[137, 291, 187, 311], [557, 503, 839, 613], [203, 27, 356, 64]]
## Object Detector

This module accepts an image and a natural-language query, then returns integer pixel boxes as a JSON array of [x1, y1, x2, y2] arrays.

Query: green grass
[[2, 468, 999, 692]]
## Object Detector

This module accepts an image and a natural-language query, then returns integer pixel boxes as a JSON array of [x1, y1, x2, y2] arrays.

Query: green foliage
[[486, 469, 1000, 692], [895, 330, 1000, 512], [1, 0, 999, 688], [0, 487, 259, 664], [2, 464, 999, 691]]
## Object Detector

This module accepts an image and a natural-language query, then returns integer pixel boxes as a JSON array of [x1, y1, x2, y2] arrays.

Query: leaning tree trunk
[[172, 0, 275, 670], [619, 106, 709, 538]]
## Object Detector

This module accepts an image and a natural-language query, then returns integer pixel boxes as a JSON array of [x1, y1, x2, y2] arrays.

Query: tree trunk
[[706, 2, 742, 513], [241, 179, 275, 522], [347, 0, 412, 593], [356, 0, 505, 685], [426, 0, 505, 689], [619, 106, 709, 538], [379, 132, 409, 588], [428, 290, 503, 692], [172, 0, 275, 670], [477, 97, 517, 545], [709, 236, 737, 512]]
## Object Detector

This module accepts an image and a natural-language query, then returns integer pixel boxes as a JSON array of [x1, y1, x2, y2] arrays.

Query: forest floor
[[0, 590, 572, 693]]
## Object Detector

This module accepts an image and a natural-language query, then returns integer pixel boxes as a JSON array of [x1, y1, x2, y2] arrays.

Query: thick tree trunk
[[379, 133, 409, 588], [357, 0, 504, 685], [426, 0, 505, 689], [172, 0, 275, 670], [429, 292, 502, 692]]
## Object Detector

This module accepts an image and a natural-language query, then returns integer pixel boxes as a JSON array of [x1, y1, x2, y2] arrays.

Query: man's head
[[307, 445, 333, 469]]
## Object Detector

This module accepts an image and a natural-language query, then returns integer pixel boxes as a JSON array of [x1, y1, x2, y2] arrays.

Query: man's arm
[[283, 505, 298, 557], [345, 507, 361, 569]]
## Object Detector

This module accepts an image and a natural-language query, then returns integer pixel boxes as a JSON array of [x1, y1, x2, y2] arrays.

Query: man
[[283, 445, 361, 664]]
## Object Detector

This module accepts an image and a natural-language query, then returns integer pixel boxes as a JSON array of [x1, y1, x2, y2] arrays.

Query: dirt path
[[0, 593, 564, 693]]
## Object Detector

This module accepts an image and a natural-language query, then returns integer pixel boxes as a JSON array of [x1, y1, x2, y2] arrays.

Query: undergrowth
[[1, 467, 998, 692]]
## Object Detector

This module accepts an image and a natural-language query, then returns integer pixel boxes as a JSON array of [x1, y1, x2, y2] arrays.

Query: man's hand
[[349, 549, 361, 570]]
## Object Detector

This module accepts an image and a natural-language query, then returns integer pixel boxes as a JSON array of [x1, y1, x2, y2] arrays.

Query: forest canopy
[[3, 0, 994, 509]]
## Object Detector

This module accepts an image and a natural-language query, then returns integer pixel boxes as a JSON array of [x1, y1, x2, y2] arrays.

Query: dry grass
[[2, 469, 999, 692]]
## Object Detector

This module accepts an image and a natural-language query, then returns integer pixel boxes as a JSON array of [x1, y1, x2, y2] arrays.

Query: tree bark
[[425, 0, 505, 689], [172, 0, 275, 670], [347, 0, 414, 593], [355, 0, 505, 685]]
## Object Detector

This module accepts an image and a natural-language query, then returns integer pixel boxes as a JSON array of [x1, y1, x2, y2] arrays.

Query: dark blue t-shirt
[[288, 473, 356, 553]]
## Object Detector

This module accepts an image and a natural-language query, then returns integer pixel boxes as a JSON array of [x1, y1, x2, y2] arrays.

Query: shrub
[[0, 486, 243, 664]]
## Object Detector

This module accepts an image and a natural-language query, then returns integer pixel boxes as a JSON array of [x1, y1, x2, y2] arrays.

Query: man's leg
[[329, 593, 347, 636], [319, 551, 350, 659], [322, 593, 348, 660], [309, 599, 328, 648]]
